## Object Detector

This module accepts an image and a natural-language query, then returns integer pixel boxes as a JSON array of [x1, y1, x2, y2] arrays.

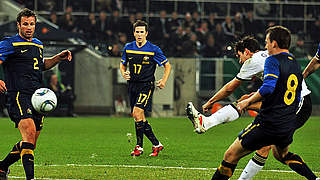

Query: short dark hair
[[233, 35, 260, 55], [133, 20, 148, 32], [266, 25, 291, 49], [17, 8, 37, 24]]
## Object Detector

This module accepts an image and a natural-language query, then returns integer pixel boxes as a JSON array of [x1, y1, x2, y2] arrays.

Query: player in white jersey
[[186, 36, 312, 180]]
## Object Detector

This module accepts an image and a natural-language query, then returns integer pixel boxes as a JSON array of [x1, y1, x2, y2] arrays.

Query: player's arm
[[120, 62, 130, 80], [44, 50, 72, 70], [0, 40, 13, 93], [237, 57, 279, 112], [303, 56, 320, 79], [303, 43, 320, 78], [156, 61, 171, 89], [202, 78, 242, 113]]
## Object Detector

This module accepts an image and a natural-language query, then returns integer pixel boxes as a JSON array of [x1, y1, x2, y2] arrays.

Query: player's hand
[[156, 79, 166, 89], [123, 71, 130, 80], [58, 50, 72, 61], [237, 99, 250, 114], [0, 80, 7, 93], [202, 102, 211, 114]]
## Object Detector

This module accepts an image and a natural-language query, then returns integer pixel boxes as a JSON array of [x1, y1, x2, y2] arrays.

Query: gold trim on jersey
[[16, 92, 23, 116], [12, 42, 43, 49], [160, 59, 168, 64], [126, 50, 154, 56], [264, 74, 278, 79]]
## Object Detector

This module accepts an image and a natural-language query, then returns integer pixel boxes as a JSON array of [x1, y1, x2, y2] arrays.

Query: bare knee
[[18, 119, 36, 144], [224, 149, 238, 164], [271, 146, 287, 163], [256, 146, 271, 157], [132, 108, 145, 121]]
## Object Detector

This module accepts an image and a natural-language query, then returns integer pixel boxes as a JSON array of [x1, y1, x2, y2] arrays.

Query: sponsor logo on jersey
[[21, 49, 28, 53]]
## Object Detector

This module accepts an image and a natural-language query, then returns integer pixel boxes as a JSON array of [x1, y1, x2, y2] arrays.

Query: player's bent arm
[[119, 63, 130, 80], [160, 62, 171, 84], [44, 50, 72, 70], [303, 56, 320, 79], [205, 78, 242, 105]]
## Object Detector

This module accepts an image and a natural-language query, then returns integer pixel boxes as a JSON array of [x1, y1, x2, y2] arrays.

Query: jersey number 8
[[284, 74, 298, 105]]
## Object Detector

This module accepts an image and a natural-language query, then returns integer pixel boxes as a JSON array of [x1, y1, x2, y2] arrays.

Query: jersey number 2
[[33, 58, 39, 70], [284, 74, 298, 105]]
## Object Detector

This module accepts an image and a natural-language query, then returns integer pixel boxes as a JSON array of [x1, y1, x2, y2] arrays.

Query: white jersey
[[236, 50, 268, 81], [236, 50, 311, 97]]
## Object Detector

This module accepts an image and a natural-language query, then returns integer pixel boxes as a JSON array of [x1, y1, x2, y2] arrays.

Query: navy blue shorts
[[6, 92, 44, 131], [238, 121, 294, 151], [128, 81, 155, 112]]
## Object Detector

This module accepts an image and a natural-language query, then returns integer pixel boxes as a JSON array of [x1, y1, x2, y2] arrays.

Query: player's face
[[237, 50, 250, 64], [17, 16, 36, 41], [265, 33, 275, 55], [134, 26, 148, 44]]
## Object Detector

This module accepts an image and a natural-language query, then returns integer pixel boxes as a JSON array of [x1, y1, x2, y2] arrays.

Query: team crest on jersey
[[142, 56, 150, 64], [27, 108, 32, 114]]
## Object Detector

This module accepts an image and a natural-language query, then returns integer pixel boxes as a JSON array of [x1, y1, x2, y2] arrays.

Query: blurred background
[[0, 0, 319, 117]]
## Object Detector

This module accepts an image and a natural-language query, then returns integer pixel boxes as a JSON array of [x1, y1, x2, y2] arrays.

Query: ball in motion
[[31, 88, 57, 114]]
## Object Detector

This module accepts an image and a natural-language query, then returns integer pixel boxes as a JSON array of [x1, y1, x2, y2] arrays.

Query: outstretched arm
[[202, 78, 242, 113], [303, 56, 320, 79], [44, 50, 72, 70], [156, 62, 171, 89]]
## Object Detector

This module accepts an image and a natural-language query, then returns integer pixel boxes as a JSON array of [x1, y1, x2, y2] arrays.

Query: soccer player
[[303, 43, 320, 78], [211, 26, 319, 180], [0, 8, 72, 180], [187, 36, 312, 179], [120, 20, 171, 157]]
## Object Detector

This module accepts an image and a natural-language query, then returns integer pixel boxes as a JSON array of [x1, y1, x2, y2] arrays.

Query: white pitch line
[[9, 176, 79, 180], [14, 164, 317, 174]]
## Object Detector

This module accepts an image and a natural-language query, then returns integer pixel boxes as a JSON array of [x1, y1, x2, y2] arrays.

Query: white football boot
[[186, 102, 206, 134]]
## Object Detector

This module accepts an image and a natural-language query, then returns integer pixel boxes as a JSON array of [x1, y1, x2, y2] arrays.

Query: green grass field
[[0, 116, 319, 179]]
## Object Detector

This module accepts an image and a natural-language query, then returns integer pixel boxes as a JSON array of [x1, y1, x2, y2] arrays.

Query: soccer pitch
[[0, 116, 319, 179]]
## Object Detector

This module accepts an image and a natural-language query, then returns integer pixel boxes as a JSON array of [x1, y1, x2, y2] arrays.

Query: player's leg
[[0, 141, 21, 179], [18, 118, 36, 180], [212, 138, 253, 180], [272, 145, 318, 180], [131, 106, 145, 156], [186, 94, 260, 134], [238, 145, 271, 180], [135, 82, 163, 156], [144, 119, 163, 157]]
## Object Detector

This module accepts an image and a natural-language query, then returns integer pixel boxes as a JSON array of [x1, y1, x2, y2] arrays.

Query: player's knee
[[279, 152, 294, 164], [256, 146, 271, 157], [223, 149, 238, 164], [132, 108, 145, 121]]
